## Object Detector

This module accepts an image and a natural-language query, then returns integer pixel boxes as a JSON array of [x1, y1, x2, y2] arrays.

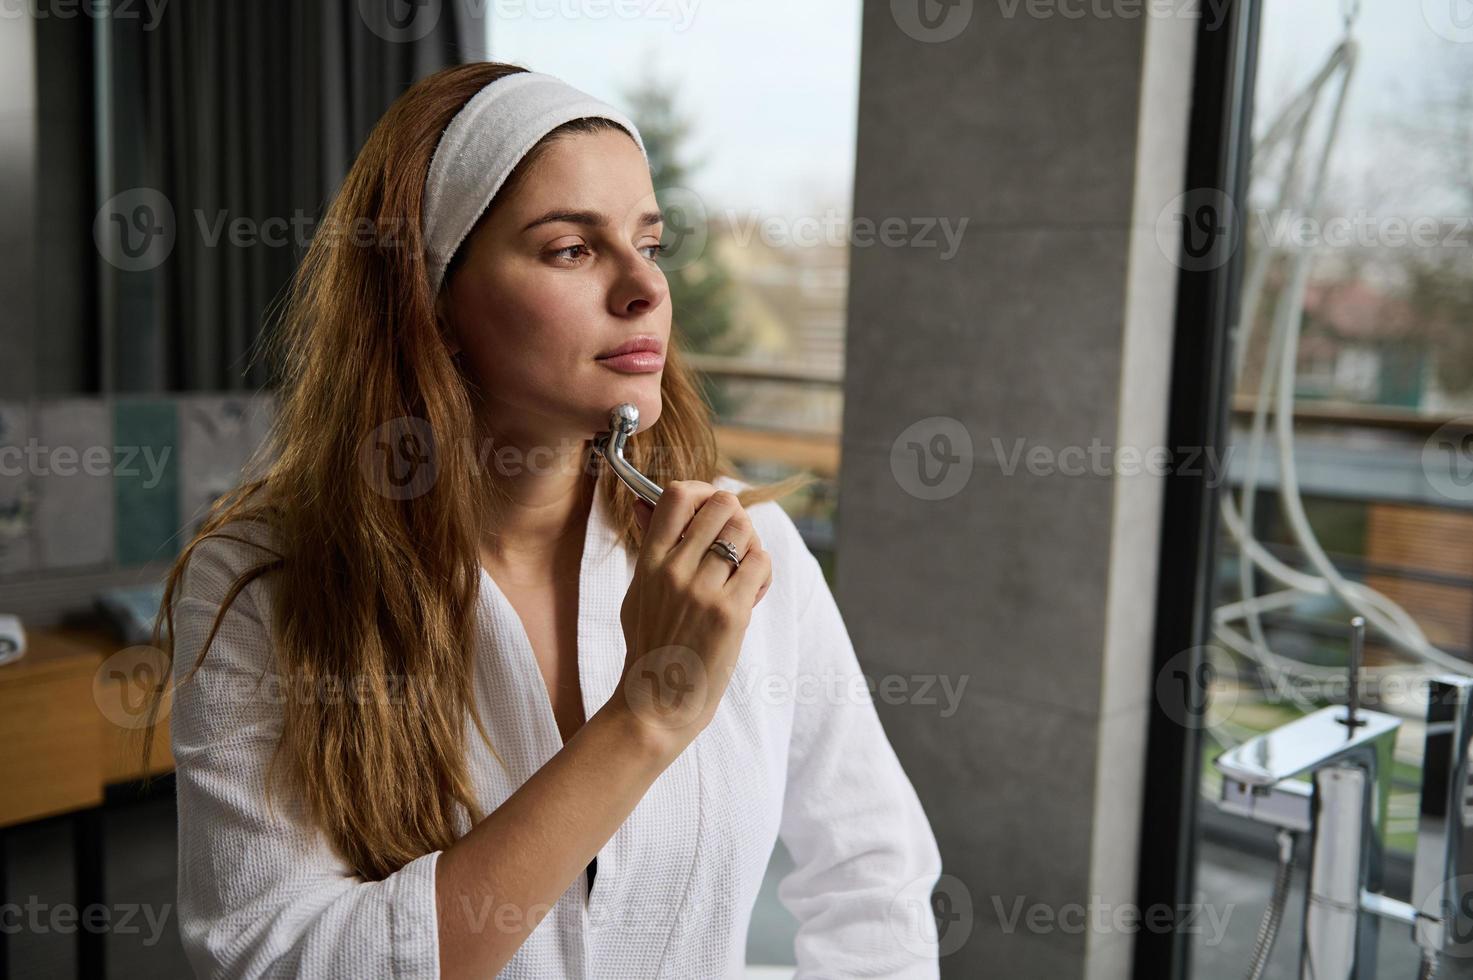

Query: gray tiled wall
[[0, 393, 277, 623]]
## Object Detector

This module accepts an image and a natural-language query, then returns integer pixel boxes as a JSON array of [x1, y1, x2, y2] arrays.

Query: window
[[1187, 3, 1473, 977]]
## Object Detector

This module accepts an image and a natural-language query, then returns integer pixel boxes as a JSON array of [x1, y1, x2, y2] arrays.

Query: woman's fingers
[[692, 509, 759, 593], [726, 545, 771, 608], [751, 560, 773, 605], [618, 480, 767, 747], [633, 481, 768, 606], [669, 489, 753, 585], [640, 481, 708, 560]]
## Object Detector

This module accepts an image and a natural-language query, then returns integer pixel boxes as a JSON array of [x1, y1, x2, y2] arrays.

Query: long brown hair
[[141, 61, 815, 881]]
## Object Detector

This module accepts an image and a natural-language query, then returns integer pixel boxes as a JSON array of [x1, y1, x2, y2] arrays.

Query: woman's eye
[[552, 243, 590, 261], [550, 242, 666, 263]]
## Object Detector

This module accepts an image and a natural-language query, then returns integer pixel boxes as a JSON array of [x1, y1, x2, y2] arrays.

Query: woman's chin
[[584, 390, 662, 435]]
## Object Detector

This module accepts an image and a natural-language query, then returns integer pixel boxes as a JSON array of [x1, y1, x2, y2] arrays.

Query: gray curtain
[[107, 0, 486, 393]]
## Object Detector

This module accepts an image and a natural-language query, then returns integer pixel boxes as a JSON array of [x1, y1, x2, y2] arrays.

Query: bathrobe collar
[[474, 480, 634, 768]]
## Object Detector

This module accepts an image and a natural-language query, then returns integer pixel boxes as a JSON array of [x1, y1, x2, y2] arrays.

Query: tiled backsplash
[[0, 392, 277, 582]]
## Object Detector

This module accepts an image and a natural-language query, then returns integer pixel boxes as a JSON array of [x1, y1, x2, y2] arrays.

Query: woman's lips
[[596, 351, 664, 373]]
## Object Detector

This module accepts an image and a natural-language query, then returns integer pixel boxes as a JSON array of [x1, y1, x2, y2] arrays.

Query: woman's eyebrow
[[521, 208, 664, 232]]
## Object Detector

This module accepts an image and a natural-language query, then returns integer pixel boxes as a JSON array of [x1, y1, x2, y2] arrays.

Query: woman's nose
[[609, 246, 669, 317]]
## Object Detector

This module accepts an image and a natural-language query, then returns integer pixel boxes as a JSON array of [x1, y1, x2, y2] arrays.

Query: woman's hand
[[613, 481, 773, 757]]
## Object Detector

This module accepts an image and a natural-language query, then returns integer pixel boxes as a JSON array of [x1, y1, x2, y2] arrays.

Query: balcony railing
[[692, 355, 1473, 481]]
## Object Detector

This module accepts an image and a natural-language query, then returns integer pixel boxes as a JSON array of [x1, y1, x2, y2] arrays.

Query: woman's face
[[439, 127, 671, 455]]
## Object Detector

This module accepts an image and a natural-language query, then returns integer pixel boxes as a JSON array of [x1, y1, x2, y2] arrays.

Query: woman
[[151, 62, 942, 979]]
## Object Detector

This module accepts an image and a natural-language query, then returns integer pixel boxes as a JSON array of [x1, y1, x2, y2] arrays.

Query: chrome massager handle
[[591, 403, 664, 506]]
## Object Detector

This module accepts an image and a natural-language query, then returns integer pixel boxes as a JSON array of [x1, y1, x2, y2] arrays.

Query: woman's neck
[[480, 465, 595, 584]]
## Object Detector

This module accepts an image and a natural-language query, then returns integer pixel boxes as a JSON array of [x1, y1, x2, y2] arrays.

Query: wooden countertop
[[0, 626, 175, 827]]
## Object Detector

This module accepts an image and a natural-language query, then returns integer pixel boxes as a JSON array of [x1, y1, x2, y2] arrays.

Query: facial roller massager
[[591, 403, 664, 506]]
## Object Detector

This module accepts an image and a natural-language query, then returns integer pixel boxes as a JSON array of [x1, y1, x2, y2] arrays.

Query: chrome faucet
[[1410, 673, 1473, 975], [1213, 617, 1473, 979]]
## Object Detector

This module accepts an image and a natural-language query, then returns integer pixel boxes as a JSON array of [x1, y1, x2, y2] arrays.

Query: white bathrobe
[[170, 475, 943, 979]]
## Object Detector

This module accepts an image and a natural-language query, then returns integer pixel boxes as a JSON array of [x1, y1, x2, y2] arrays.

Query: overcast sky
[[485, 1, 1468, 221], [1259, 0, 1468, 201], [486, 0, 863, 222]]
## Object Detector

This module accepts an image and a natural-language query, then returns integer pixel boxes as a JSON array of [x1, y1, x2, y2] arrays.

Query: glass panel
[[1189, 2, 1473, 977]]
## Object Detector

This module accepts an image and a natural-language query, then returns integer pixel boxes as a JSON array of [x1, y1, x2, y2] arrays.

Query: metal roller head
[[591, 402, 664, 506], [610, 402, 640, 437]]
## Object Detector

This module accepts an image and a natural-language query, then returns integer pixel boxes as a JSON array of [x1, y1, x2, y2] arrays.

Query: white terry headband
[[422, 70, 649, 295]]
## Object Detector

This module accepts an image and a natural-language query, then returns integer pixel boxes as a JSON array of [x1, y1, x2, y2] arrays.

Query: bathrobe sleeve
[[769, 514, 945, 978], [168, 530, 442, 980]]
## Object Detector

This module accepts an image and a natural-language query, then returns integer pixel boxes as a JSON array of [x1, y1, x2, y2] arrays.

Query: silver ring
[[708, 539, 741, 569]]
